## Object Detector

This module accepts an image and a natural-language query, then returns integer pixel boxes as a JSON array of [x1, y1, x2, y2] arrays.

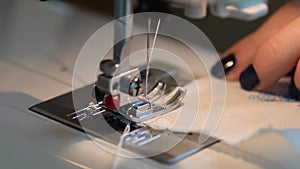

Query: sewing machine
[[94, 0, 269, 122], [3, 0, 300, 168], [27, 0, 272, 165]]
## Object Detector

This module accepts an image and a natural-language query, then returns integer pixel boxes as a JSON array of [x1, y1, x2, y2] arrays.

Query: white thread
[[111, 124, 131, 169], [145, 18, 161, 98], [145, 18, 151, 97]]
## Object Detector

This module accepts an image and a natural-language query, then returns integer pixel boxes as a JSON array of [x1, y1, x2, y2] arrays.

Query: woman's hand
[[211, 1, 300, 99]]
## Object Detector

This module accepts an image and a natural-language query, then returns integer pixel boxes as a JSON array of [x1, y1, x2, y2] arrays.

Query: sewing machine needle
[[145, 18, 151, 97], [145, 18, 161, 98]]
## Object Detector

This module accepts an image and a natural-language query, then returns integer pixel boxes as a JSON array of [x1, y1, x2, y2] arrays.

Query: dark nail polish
[[289, 77, 300, 100], [239, 64, 259, 91], [211, 54, 236, 78]]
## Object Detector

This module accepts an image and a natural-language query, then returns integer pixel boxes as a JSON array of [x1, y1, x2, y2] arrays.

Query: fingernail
[[289, 77, 300, 100], [239, 64, 259, 91], [211, 54, 236, 78]]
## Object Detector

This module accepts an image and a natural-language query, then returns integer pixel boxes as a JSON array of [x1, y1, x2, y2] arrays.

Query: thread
[[111, 124, 131, 169]]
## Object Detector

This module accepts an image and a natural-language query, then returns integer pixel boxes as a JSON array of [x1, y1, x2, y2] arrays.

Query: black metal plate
[[29, 85, 219, 164]]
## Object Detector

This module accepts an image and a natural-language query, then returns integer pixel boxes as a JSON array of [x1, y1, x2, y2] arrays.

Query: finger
[[289, 60, 300, 100], [294, 59, 300, 89], [254, 1, 300, 44], [220, 34, 257, 80], [217, 1, 300, 80], [240, 17, 300, 91]]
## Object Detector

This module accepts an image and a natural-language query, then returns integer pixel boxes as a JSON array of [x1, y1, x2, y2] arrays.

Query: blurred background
[[0, 0, 287, 98]]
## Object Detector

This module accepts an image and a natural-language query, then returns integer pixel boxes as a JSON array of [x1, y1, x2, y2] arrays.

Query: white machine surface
[[1, 1, 299, 169]]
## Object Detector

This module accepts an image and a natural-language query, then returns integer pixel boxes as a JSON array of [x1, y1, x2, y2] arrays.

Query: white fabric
[[146, 76, 300, 144]]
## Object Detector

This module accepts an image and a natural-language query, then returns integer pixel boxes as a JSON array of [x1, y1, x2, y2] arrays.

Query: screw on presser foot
[[67, 102, 105, 121]]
